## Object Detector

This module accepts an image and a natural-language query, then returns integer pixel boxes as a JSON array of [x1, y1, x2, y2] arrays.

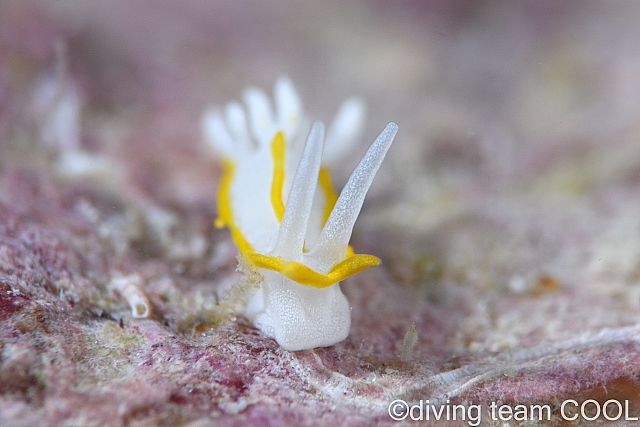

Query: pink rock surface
[[2, 1, 640, 426]]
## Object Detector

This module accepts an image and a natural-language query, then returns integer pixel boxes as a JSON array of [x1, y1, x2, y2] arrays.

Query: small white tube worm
[[109, 274, 151, 319], [399, 322, 418, 362]]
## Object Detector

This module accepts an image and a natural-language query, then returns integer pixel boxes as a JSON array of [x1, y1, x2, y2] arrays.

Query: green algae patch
[[78, 321, 148, 383]]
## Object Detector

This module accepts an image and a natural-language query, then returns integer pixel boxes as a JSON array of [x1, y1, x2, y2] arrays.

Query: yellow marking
[[318, 166, 338, 226], [214, 158, 254, 254], [215, 137, 379, 289], [214, 159, 234, 230], [317, 167, 354, 257], [270, 132, 286, 223], [229, 225, 254, 255], [248, 252, 380, 289], [246, 253, 283, 271]]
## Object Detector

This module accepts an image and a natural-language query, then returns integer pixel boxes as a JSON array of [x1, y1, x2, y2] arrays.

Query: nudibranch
[[202, 77, 397, 351]]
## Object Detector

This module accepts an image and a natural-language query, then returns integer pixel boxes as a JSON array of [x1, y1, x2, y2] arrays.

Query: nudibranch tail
[[308, 122, 398, 269], [274, 77, 302, 131], [274, 122, 325, 261], [324, 97, 366, 162], [244, 87, 275, 146], [225, 102, 253, 153]]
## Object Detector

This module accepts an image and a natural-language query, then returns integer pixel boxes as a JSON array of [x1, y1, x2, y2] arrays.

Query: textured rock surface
[[2, 1, 640, 426]]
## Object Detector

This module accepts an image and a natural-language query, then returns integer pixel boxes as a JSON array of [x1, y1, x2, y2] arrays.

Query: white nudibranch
[[202, 77, 398, 351]]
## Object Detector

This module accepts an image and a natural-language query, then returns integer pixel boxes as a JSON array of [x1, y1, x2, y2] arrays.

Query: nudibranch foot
[[244, 271, 351, 351]]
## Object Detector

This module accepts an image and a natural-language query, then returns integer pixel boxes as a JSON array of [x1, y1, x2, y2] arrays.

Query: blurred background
[[3, 2, 640, 424], [3, 1, 639, 179], [3, 0, 640, 295], [3, 0, 640, 300]]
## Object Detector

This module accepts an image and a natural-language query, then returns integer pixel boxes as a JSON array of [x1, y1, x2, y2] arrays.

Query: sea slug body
[[202, 77, 397, 351]]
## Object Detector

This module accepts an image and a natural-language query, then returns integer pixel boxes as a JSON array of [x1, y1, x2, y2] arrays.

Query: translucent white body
[[203, 78, 397, 350]]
